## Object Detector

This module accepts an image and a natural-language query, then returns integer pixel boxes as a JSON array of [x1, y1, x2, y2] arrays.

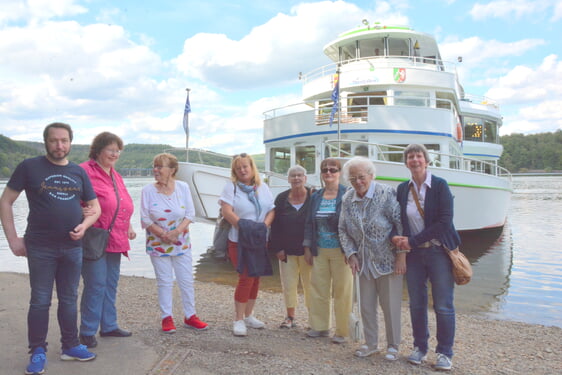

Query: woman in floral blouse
[[141, 153, 208, 333]]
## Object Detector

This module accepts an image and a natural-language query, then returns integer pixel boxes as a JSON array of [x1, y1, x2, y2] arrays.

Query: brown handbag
[[409, 184, 472, 285]]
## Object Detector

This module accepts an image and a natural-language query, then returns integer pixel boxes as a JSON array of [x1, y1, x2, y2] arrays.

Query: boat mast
[[336, 64, 341, 155], [183, 88, 191, 162]]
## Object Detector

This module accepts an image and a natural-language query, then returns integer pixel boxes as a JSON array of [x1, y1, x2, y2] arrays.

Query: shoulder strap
[[409, 183, 424, 219], [108, 173, 120, 232]]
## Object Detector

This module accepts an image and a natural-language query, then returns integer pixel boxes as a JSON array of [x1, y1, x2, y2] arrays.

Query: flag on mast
[[183, 90, 191, 137], [329, 73, 339, 127]]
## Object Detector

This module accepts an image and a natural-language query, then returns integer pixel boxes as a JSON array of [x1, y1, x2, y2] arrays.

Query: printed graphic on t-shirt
[[40, 174, 81, 201]]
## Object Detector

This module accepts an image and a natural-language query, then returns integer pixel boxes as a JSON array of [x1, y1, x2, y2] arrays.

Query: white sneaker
[[385, 347, 399, 361], [244, 315, 265, 329], [233, 320, 247, 336], [434, 353, 452, 371]]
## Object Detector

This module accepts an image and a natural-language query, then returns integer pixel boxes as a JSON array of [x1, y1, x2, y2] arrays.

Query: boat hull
[[178, 159, 511, 231]]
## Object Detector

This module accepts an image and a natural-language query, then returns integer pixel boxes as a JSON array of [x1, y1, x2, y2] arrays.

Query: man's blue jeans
[[406, 245, 456, 358], [80, 252, 122, 335], [26, 244, 82, 351]]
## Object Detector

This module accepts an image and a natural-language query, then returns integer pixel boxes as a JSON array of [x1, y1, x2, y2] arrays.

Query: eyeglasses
[[104, 149, 121, 155], [233, 153, 248, 159], [349, 175, 370, 183], [321, 168, 340, 174], [289, 173, 305, 179]]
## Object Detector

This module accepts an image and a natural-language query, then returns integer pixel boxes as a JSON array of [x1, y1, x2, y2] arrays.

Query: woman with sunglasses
[[303, 158, 352, 344], [219, 153, 275, 337]]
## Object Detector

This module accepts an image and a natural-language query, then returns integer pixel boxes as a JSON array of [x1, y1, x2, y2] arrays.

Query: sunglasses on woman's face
[[321, 167, 340, 174]]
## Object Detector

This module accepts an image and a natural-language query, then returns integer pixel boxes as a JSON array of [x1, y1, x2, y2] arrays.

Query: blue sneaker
[[25, 347, 47, 375], [60, 344, 96, 361]]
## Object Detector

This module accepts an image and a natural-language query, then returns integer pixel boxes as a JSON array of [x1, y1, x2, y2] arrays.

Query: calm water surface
[[1, 176, 561, 328]]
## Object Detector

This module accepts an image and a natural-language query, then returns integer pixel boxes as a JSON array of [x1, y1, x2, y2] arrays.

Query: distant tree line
[[0, 131, 560, 178], [499, 130, 562, 173]]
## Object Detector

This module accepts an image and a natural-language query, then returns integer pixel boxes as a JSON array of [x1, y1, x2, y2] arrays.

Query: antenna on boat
[[183, 88, 191, 162]]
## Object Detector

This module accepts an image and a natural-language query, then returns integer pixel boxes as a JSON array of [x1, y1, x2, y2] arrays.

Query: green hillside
[[1, 131, 560, 177]]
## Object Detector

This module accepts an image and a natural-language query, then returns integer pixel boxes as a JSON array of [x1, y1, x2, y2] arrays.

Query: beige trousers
[[308, 247, 353, 337], [279, 254, 312, 311], [358, 272, 403, 349]]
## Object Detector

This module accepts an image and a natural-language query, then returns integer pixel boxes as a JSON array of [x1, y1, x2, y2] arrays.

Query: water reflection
[[195, 226, 514, 316]]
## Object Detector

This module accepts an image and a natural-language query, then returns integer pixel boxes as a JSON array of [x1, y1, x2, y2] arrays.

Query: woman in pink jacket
[[79, 132, 136, 348]]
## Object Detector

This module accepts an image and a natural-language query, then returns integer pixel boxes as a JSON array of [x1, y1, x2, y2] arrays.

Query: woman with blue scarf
[[219, 153, 275, 337]]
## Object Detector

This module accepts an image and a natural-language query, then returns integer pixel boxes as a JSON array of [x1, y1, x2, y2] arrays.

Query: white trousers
[[150, 253, 195, 319]]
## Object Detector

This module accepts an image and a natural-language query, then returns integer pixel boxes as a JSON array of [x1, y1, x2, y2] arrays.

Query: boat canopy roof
[[323, 23, 442, 64]]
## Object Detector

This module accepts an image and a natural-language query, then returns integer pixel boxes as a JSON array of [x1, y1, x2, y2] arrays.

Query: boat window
[[270, 147, 291, 174], [394, 91, 430, 107], [369, 91, 387, 105], [436, 92, 453, 109], [295, 145, 316, 174], [354, 145, 368, 156], [484, 119, 498, 143], [375, 145, 407, 162], [358, 38, 385, 58], [348, 96, 367, 119], [388, 37, 410, 57], [463, 116, 484, 142], [325, 143, 351, 158], [341, 43, 355, 62]]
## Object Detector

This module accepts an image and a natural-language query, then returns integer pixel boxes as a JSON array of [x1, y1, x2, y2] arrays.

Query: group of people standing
[[222, 147, 459, 371], [0, 121, 458, 374], [0, 123, 208, 375]]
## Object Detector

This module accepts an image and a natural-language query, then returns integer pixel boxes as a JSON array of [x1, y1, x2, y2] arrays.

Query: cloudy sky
[[0, 0, 561, 155]]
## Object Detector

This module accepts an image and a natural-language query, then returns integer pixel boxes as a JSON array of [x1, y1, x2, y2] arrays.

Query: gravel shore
[[1, 272, 561, 375]]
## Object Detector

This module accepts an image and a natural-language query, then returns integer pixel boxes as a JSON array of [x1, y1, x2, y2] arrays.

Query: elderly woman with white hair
[[338, 156, 405, 361], [270, 165, 312, 328]]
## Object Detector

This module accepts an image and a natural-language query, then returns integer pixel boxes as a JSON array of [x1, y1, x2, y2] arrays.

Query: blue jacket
[[237, 219, 272, 277], [303, 184, 347, 256], [396, 174, 461, 250]]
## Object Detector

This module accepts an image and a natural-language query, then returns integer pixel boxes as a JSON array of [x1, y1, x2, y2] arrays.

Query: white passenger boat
[[178, 21, 512, 231]]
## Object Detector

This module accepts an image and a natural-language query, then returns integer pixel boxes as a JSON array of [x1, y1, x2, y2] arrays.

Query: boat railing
[[460, 93, 500, 110], [323, 140, 512, 179], [302, 55, 457, 83], [265, 94, 456, 125]]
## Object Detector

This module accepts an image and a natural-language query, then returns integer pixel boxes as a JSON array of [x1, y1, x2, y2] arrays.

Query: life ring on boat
[[456, 122, 463, 142]]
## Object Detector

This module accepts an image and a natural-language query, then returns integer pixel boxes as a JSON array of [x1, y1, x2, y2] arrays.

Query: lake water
[[1, 176, 561, 328]]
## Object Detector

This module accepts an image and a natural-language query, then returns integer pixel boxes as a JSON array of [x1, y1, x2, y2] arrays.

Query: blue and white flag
[[329, 73, 339, 127], [183, 92, 191, 136]]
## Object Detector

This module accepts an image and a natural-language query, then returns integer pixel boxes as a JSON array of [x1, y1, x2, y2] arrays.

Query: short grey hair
[[287, 164, 307, 176], [342, 156, 376, 182], [403, 144, 430, 165]]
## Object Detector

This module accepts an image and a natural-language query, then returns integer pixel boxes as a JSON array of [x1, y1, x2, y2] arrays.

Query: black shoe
[[79, 334, 98, 348], [99, 328, 132, 337]]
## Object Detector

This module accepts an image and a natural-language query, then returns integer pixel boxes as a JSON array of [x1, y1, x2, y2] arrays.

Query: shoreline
[[1, 271, 561, 374]]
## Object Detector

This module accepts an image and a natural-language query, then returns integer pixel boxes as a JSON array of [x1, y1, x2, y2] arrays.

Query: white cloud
[[490, 55, 562, 134], [174, 1, 408, 90], [0, 0, 87, 25], [470, 0, 558, 21], [487, 54, 562, 102]]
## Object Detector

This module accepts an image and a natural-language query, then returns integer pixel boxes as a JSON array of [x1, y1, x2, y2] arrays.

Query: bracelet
[[396, 249, 410, 254]]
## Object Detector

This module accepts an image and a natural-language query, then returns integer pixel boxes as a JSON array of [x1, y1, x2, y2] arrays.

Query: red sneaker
[[184, 314, 209, 330], [162, 316, 176, 333]]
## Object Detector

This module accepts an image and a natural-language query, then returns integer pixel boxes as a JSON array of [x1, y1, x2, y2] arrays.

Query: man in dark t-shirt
[[0, 122, 101, 374]]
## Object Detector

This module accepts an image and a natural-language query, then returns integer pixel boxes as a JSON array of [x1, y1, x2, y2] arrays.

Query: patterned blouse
[[338, 181, 403, 278], [140, 180, 195, 257]]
